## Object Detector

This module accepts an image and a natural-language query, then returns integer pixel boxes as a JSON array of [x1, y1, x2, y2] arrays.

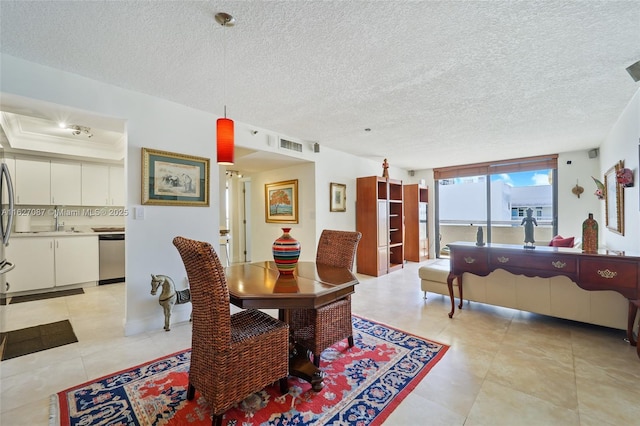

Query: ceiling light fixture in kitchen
[[68, 124, 93, 138], [215, 12, 236, 165]]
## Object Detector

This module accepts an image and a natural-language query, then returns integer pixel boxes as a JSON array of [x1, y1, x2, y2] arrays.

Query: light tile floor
[[1, 261, 640, 425]]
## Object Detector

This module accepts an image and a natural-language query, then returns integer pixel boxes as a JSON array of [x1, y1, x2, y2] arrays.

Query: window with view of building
[[434, 155, 558, 256]]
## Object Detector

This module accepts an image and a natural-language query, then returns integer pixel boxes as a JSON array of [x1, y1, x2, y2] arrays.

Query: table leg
[[637, 306, 640, 359], [447, 273, 456, 318], [290, 343, 325, 391], [280, 309, 325, 391], [627, 301, 638, 347]]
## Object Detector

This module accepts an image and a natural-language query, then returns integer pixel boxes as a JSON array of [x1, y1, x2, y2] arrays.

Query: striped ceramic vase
[[272, 228, 301, 274]]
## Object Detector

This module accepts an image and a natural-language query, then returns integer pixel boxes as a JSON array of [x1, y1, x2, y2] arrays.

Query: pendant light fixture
[[215, 12, 235, 165]]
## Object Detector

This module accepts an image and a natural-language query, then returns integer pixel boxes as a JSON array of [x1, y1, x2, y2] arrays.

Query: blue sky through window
[[491, 170, 551, 187]]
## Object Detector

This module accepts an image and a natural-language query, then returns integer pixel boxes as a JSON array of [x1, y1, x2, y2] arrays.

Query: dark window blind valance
[[433, 155, 558, 180]]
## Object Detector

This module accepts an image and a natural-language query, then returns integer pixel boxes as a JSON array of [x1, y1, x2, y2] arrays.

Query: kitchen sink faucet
[[54, 206, 64, 231]]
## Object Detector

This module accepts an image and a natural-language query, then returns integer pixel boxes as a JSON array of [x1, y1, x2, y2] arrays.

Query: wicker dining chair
[[172, 236, 290, 426], [288, 230, 362, 367]]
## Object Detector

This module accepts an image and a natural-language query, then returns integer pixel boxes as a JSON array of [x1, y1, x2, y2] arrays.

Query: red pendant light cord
[[216, 13, 234, 165]]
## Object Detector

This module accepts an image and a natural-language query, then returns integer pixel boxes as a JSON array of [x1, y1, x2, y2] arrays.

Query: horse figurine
[[150, 274, 191, 331]]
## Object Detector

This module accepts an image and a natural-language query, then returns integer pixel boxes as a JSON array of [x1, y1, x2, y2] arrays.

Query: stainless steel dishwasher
[[98, 234, 125, 285]]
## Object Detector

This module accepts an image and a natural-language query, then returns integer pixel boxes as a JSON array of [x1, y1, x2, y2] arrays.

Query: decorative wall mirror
[[604, 161, 624, 235]]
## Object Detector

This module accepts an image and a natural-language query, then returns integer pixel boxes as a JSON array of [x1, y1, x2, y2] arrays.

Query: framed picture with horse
[[142, 147, 210, 206]]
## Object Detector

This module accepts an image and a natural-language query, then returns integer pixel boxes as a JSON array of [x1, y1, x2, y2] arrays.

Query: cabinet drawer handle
[[597, 269, 617, 279], [497, 256, 509, 263], [552, 261, 566, 269], [464, 257, 476, 264]]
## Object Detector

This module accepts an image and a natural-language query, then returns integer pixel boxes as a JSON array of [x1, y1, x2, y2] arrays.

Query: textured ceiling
[[1, 1, 639, 171]]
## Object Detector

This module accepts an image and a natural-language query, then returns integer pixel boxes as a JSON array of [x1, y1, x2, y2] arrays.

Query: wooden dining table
[[224, 261, 359, 390]]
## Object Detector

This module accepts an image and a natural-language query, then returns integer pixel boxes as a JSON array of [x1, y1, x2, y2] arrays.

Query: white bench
[[418, 258, 628, 330], [418, 259, 459, 300]]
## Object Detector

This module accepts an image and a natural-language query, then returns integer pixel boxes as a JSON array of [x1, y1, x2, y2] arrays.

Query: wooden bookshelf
[[403, 184, 429, 262], [356, 176, 404, 276]]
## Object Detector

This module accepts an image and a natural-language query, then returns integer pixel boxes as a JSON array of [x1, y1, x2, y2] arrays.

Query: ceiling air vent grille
[[280, 138, 303, 152]]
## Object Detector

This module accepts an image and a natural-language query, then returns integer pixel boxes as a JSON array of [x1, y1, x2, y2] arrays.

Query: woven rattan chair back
[[173, 236, 290, 426], [288, 230, 362, 368], [173, 236, 232, 353], [315, 229, 362, 270]]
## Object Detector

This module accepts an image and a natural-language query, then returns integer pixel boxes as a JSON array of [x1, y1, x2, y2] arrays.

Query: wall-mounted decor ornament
[[572, 181, 584, 198], [616, 167, 634, 187], [591, 176, 605, 200]]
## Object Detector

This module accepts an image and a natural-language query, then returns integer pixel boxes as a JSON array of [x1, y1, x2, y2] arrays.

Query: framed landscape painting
[[265, 179, 298, 223], [330, 182, 346, 212], [142, 148, 210, 206]]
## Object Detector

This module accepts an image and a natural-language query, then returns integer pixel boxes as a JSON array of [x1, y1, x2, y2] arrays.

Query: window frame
[[434, 155, 558, 256]]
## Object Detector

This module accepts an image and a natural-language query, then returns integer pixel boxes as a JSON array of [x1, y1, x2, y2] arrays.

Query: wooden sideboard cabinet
[[403, 184, 429, 262], [446, 241, 640, 347], [356, 176, 404, 276]]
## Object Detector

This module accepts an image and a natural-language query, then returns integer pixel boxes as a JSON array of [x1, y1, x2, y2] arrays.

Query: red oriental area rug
[[51, 316, 448, 425]]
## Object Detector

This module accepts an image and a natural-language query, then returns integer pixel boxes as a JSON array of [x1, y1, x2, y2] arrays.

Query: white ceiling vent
[[279, 138, 303, 153]]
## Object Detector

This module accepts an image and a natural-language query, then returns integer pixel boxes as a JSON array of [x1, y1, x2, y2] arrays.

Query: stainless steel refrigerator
[[0, 160, 16, 301]]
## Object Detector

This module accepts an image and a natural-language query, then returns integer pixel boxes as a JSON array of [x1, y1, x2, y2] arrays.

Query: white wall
[[250, 162, 317, 263], [1, 54, 220, 335], [238, 144, 406, 266], [313, 145, 406, 239], [557, 150, 603, 241], [598, 89, 640, 253]]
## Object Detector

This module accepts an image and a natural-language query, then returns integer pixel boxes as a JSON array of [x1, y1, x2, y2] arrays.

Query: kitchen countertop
[[12, 229, 125, 237]]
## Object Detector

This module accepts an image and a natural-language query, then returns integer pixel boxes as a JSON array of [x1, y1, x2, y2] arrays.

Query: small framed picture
[[265, 179, 298, 223], [141, 148, 210, 206], [330, 182, 347, 212]]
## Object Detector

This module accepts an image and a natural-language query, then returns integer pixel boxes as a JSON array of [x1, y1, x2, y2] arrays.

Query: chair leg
[[186, 383, 196, 401], [348, 335, 354, 348], [279, 377, 289, 394], [313, 353, 320, 368], [212, 414, 223, 426]]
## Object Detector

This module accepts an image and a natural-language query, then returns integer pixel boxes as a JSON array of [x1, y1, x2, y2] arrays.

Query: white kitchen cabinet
[[6, 235, 99, 293], [81, 163, 110, 206], [55, 236, 99, 286], [51, 161, 81, 205], [5, 237, 55, 292], [14, 158, 50, 205], [109, 166, 125, 206]]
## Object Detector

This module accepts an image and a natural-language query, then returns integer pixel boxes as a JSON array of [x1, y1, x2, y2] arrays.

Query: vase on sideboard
[[272, 228, 301, 275], [582, 213, 598, 253]]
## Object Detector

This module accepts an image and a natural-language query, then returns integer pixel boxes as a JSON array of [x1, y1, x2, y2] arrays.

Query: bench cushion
[[418, 259, 451, 283]]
